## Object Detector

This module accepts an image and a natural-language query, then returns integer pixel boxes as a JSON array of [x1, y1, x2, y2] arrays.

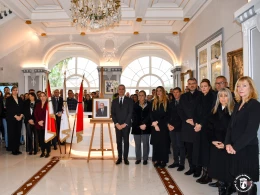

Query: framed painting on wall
[[181, 70, 193, 92], [105, 80, 115, 94], [227, 48, 243, 91]]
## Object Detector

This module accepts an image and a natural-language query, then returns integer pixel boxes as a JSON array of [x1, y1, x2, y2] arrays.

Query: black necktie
[[175, 100, 179, 106], [119, 97, 123, 107], [55, 98, 58, 112]]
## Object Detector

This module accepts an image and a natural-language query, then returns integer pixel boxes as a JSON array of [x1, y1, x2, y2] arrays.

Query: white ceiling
[[0, 0, 208, 35]]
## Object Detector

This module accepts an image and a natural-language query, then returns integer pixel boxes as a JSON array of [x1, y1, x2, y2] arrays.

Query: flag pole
[[47, 74, 62, 155], [69, 74, 85, 156], [64, 72, 67, 155]]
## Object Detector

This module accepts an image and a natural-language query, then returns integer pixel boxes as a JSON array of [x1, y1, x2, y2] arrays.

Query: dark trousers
[[26, 123, 38, 153], [185, 142, 202, 172], [52, 116, 61, 146], [133, 134, 150, 161], [115, 127, 130, 160], [39, 129, 51, 153], [169, 131, 185, 165], [7, 120, 22, 152]]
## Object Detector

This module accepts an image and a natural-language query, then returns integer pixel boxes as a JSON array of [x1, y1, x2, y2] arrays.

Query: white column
[[24, 73, 30, 93]]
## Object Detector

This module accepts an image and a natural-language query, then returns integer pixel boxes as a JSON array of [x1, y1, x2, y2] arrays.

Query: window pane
[[199, 49, 207, 65], [123, 68, 135, 79], [138, 56, 149, 69], [151, 57, 163, 68], [128, 59, 143, 71], [211, 41, 221, 60], [211, 61, 221, 83], [77, 57, 89, 70], [199, 66, 207, 82], [160, 60, 172, 72], [67, 57, 76, 70]]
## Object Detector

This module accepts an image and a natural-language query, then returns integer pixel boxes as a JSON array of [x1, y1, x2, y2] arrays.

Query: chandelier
[[71, 0, 121, 30]]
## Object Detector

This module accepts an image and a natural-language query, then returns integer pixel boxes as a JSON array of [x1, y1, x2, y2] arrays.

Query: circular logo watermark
[[234, 174, 253, 193]]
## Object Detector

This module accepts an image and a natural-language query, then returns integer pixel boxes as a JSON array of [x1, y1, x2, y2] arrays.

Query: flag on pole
[[60, 73, 71, 142], [45, 79, 56, 143], [76, 76, 84, 143]]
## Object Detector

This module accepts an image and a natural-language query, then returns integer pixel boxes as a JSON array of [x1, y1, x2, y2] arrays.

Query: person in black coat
[[150, 86, 170, 168], [83, 94, 92, 118], [52, 89, 63, 148], [225, 76, 260, 195], [207, 88, 235, 195], [178, 78, 202, 177], [131, 90, 151, 165], [193, 79, 216, 184], [167, 87, 185, 171], [24, 92, 38, 155], [111, 84, 133, 165], [6, 86, 24, 155]]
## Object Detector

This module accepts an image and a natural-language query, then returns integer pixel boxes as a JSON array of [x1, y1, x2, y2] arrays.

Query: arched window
[[49, 57, 99, 93], [121, 56, 173, 94]]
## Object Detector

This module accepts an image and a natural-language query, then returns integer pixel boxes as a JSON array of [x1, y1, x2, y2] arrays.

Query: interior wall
[[180, 0, 247, 82]]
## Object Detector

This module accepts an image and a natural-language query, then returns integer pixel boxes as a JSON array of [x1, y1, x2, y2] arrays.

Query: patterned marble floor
[[0, 143, 219, 195]]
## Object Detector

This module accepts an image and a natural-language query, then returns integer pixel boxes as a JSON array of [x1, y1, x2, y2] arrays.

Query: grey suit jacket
[[111, 96, 133, 127]]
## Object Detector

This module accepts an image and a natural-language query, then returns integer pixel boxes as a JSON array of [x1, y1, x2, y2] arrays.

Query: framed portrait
[[181, 70, 193, 92], [92, 98, 111, 119], [227, 48, 243, 91], [105, 80, 115, 94]]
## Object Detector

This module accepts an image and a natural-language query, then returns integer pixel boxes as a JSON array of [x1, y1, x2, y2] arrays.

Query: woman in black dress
[[132, 90, 151, 165], [24, 92, 38, 155], [225, 76, 260, 195], [150, 86, 169, 168], [208, 88, 234, 195], [193, 79, 215, 184], [6, 86, 24, 155]]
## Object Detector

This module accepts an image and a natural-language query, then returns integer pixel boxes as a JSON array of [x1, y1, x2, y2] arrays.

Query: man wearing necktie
[[111, 84, 133, 165], [96, 102, 107, 117], [51, 89, 63, 149]]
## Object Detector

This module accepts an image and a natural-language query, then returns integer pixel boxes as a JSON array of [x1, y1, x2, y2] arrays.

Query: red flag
[[45, 80, 56, 142], [76, 78, 84, 143]]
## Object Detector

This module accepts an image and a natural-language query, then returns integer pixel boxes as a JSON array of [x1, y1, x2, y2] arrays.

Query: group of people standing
[[111, 75, 260, 195]]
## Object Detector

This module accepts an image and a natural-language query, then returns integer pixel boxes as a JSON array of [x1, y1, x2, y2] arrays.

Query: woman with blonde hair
[[208, 88, 235, 195], [225, 76, 260, 195], [150, 86, 170, 168]]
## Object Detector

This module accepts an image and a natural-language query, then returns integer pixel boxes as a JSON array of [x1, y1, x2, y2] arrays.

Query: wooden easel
[[87, 119, 115, 162]]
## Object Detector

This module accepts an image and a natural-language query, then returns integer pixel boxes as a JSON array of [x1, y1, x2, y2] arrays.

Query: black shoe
[[34, 151, 37, 155], [29, 152, 33, 155], [154, 162, 161, 168], [135, 160, 141, 164], [45, 153, 50, 158], [225, 183, 236, 195], [198, 170, 212, 184], [16, 151, 22, 155], [115, 159, 122, 165], [193, 168, 202, 178], [159, 162, 166, 168], [193, 172, 201, 178], [6, 147, 11, 151], [12, 151, 18, 155], [53, 145, 57, 150], [177, 165, 185, 171], [209, 181, 219, 187], [218, 182, 226, 195], [143, 160, 148, 165], [124, 159, 129, 165], [40, 153, 45, 158], [196, 169, 206, 183], [184, 169, 195, 175], [168, 163, 179, 168]]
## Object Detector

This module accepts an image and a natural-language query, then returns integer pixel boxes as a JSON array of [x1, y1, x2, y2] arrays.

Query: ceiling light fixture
[[70, 0, 122, 30]]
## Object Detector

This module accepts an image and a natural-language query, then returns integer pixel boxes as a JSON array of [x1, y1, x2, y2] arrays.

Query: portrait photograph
[[105, 80, 115, 94], [92, 98, 111, 119]]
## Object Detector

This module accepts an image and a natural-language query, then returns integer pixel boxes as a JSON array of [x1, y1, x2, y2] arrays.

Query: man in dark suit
[[178, 78, 202, 177], [52, 89, 63, 149], [96, 103, 107, 117], [168, 87, 185, 171], [111, 84, 133, 165]]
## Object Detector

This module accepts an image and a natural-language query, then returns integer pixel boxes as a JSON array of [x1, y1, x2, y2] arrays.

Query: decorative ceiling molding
[[89, 33, 131, 62], [165, 35, 180, 48]]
